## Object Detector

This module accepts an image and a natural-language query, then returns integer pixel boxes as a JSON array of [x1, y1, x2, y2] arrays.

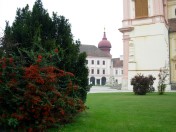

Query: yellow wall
[[170, 32, 176, 83], [168, 0, 176, 19]]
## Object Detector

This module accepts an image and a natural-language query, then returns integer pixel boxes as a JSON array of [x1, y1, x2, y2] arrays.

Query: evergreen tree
[[1, 0, 89, 102]]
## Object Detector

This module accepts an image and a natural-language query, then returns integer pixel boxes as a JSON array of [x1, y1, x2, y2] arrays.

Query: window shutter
[[142, 0, 148, 17], [135, 0, 148, 18], [135, 0, 141, 18]]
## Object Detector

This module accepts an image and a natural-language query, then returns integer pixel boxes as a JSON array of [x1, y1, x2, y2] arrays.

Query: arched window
[[90, 77, 95, 85], [135, 0, 148, 18], [91, 69, 94, 74], [101, 77, 106, 85]]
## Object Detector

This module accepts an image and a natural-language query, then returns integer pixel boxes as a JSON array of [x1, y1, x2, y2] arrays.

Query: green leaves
[[1, 1, 89, 130], [0, 48, 85, 130], [8, 118, 19, 128]]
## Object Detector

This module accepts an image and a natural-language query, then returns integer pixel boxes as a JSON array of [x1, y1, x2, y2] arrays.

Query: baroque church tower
[[119, 0, 171, 90], [98, 30, 112, 56]]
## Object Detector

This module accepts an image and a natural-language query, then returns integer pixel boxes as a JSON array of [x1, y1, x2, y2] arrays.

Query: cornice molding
[[118, 27, 134, 33]]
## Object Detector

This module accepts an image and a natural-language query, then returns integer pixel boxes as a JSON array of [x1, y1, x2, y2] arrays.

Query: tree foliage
[[158, 67, 168, 95], [0, 47, 85, 131], [1, 0, 89, 102]]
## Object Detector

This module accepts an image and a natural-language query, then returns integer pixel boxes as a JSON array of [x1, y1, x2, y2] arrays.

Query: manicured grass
[[50, 92, 176, 132]]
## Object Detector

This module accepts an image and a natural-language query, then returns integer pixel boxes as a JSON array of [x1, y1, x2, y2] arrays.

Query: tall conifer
[[2, 0, 89, 102]]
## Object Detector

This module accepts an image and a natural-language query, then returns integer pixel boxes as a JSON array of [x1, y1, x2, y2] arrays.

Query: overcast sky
[[0, 0, 123, 58]]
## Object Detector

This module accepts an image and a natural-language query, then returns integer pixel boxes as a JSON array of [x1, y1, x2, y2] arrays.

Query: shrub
[[147, 75, 156, 93], [158, 67, 168, 95], [0, 47, 85, 131], [131, 74, 156, 95]]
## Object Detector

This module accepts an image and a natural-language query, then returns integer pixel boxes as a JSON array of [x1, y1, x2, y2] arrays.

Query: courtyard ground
[[89, 86, 176, 93], [89, 86, 131, 93]]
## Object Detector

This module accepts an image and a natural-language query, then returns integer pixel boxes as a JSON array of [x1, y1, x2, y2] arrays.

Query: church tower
[[119, 0, 170, 90], [98, 30, 112, 56]]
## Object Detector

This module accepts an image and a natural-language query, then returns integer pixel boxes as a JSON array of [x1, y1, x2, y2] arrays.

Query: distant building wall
[[87, 56, 111, 85]]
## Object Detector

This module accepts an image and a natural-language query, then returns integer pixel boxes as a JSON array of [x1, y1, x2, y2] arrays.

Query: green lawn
[[51, 92, 176, 132]]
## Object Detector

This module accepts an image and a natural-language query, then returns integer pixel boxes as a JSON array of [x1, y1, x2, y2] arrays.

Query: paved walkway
[[88, 86, 132, 93], [88, 86, 176, 93]]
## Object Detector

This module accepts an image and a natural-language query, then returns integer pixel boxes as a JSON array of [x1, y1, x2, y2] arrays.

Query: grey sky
[[0, 0, 123, 57]]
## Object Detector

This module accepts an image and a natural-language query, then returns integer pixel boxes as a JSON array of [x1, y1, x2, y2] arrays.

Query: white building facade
[[87, 56, 111, 85], [80, 32, 123, 86], [119, 0, 176, 90]]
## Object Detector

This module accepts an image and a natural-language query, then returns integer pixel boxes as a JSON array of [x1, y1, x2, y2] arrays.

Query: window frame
[[91, 69, 94, 74], [97, 60, 100, 65], [103, 69, 105, 74], [116, 70, 118, 75], [97, 69, 100, 74]]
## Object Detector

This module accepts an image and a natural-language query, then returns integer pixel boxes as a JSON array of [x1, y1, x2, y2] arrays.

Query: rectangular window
[[91, 60, 94, 64], [103, 61, 105, 65], [135, 0, 148, 18], [91, 69, 94, 74], [121, 70, 123, 74], [97, 60, 99, 65], [103, 69, 105, 74], [97, 69, 99, 74], [116, 70, 118, 75], [86, 60, 88, 64]]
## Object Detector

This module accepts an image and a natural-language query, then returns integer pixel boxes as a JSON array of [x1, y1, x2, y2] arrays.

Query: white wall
[[112, 67, 123, 84], [86, 56, 124, 86], [128, 23, 170, 90], [87, 56, 111, 85]]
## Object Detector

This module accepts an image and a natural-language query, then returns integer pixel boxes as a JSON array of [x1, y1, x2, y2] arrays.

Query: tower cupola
[[98, 31, 111, 55]]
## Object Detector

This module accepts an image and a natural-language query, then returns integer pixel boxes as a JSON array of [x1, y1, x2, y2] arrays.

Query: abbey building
[[119, 0, 176, 90], [80, 32, 123, 87]]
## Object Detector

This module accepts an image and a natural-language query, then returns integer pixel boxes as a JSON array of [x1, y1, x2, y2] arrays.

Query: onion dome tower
[[98, 29, 111, 55]]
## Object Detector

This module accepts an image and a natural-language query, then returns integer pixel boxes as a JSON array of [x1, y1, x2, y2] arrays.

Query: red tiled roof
[[112, 58, 123, 68], [79, 44, 111, 58]]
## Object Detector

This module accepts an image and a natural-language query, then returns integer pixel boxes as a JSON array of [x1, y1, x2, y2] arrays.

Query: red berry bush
[[0, 48, 85, 131]]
